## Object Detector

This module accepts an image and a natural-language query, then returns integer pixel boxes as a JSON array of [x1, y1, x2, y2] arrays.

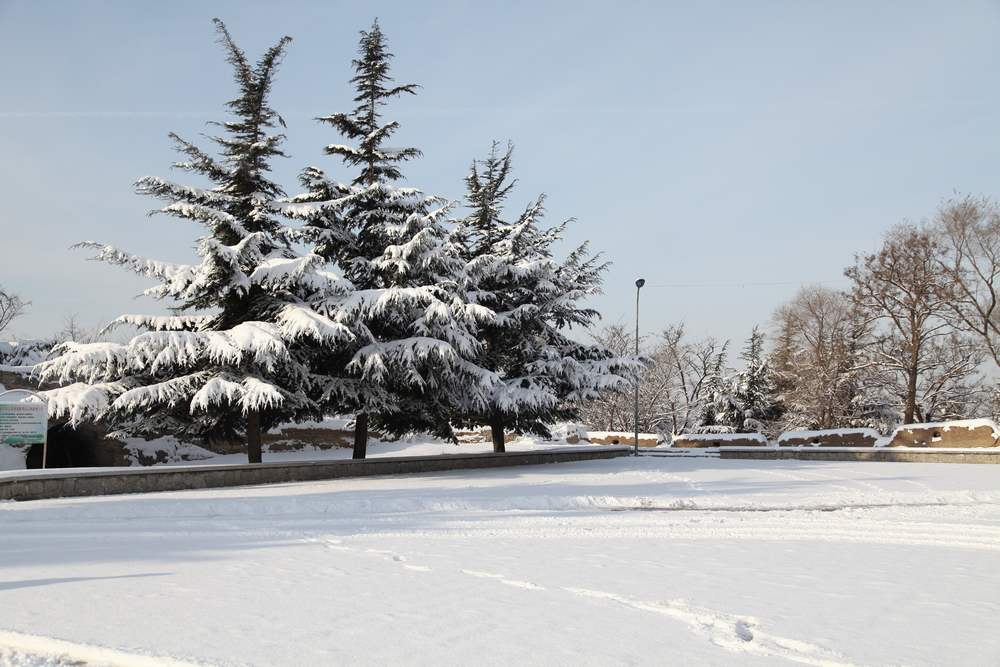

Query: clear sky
[[2, 0, 999, 347]]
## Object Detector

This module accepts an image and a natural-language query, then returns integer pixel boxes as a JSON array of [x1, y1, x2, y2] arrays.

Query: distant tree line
[[585, 196, 1000, 435]]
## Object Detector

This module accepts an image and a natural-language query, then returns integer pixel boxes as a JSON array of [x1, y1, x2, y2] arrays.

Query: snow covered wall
[[777, 428, 881, 448], [672, 433, 769, 448], [886, 419, 1000, 448]]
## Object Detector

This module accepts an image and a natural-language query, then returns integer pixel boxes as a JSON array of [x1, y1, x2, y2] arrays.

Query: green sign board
[[0, 401, 48, 447]]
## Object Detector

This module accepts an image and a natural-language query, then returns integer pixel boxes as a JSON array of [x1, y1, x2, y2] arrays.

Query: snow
[[2, 457, 999, 665]]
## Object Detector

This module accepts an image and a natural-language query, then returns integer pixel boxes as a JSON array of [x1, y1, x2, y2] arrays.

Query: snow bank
[[121, 436, 217, 466]]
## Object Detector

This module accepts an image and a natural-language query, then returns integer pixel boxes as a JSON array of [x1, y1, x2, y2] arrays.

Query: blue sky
[[2, 0, 999, 347]]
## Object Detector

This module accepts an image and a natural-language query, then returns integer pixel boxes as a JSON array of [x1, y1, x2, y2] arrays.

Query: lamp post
[[633, 278, 645, 456]]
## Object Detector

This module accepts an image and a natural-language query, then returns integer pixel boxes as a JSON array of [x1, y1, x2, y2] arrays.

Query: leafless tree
[[581, 323, 728, 435], [770, 286, 882, 430], [0, 286, 28, 335], [662, 327, 728, 434], [931, 195, 1000, 368], [581, 325, 636, 431], [57, 313, 96, 344], [846, 224, 982, 423]]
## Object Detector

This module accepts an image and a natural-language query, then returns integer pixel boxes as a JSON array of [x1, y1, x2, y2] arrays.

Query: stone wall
[[720, 448, 1000, 464], [672, 433, 768, 448], [586, 432, 660, 447], [887, 420, 999, 448], [778, 429, 880, 448], [0, 447, 631, 501]]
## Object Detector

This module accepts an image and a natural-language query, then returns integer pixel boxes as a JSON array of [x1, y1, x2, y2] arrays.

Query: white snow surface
[[2, 457, 1000, 666]]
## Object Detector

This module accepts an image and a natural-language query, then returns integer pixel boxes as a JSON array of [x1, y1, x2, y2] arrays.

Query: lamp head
[[635, 278, 646, 289]]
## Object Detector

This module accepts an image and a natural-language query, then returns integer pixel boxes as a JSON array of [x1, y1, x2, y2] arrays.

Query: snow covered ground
[[2, 457, 1000, 666]]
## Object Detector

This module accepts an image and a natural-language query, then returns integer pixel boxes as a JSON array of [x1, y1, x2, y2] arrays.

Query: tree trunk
[[904, 336, 920, 423], [353, 412, 368, 460], [246, 410, 263, 464], [904, 367, 918, 424], [490, 412, 506, 453]]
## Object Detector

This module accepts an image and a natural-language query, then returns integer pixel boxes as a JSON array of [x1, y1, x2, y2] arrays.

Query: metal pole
[[634, 278, 645, 456]]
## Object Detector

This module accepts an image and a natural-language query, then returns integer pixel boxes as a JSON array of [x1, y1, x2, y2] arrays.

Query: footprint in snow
[[500, 579, 545, 590], [461, 570, 544, 590], [734, 619, 754, 642], [403, 564, 432, 572]]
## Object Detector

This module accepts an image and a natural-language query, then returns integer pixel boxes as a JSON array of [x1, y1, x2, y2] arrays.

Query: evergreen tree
[[698, 342, 730, 431], [728, 326, 777, 432], [283, 20, 495, 457], [450, 142, 636, 451], [35, 21, 353, 463]]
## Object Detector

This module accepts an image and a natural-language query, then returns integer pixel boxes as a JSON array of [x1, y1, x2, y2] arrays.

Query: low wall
[[586, 432, 660, 447], [0, 447, 630, 502], [673, 433, 768, 448], [719, 447, 1000, 464], [778, 428, 880, 448], [887, 420, 999, 448]]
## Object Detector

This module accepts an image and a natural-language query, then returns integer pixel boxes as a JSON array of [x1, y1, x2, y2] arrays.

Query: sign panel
[[0, 401, 48, 447]]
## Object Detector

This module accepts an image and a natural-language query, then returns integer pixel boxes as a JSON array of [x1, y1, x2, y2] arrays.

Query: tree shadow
[[0, 572, 170, 591]]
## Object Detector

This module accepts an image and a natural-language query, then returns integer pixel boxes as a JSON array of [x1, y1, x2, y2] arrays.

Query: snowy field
[[2, 457, 1000, 666]]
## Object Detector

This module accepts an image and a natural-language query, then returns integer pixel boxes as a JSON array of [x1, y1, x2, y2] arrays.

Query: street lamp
[[634, 278, 645, 456]]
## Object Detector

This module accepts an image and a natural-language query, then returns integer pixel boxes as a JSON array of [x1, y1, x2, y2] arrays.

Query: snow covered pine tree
[[450, 142, 637, 452], [35, 20, 356, 463], [722, 326, 777, 433], [282, 20, 496, 457]]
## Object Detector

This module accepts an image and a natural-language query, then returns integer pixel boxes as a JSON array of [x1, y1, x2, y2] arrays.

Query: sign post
[[0, 389, 49, 468]]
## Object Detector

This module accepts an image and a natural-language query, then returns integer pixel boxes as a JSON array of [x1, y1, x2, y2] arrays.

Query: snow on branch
[[111, 372, 210, 414], [189, 375, 285, 414], [34, 341, 128, 385], [104, 314, 212, 333], [44, 381, 125, 426], [135, 175, 233, 207], [276, 304, 355, 345], [155, 201, 249, 238], [75, 242, 196, 286], [250, 254, 347, 293]]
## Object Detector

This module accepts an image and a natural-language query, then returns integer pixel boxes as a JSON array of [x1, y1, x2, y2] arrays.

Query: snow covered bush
[[0, 340, 53, 369]]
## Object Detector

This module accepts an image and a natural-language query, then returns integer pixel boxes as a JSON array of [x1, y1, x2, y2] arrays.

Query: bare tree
[[770, 286, 881, 430], [654, 325, 729, 435], [931, 195, 1000, 368], [57, 313, 96, 344], [0, 286, 28, 335], [581, 323, 728, 435], [846, 225, 943, 423], [581, 325, 637, 431], [846, 224, 982, 423]]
